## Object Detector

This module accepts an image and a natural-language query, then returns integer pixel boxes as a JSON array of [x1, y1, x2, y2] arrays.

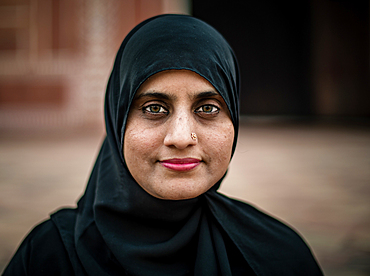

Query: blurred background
[[0, 0, 369, 275]]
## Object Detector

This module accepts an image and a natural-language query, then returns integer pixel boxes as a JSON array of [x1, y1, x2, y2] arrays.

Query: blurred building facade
[[0, 0, 190, 130], [0, 0, 368, 131]]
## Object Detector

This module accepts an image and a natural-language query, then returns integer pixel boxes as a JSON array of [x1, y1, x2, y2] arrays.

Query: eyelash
[[143, 104, 169, 115], [142, 104, 220, 117], [194, 105, 219, 114]]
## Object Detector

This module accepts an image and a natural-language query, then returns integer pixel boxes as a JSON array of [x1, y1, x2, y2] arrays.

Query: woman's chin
[[147, 182, 210, 201]]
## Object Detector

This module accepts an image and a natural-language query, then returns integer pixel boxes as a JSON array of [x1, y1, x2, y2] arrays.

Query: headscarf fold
[[51, 14, 322, 276]]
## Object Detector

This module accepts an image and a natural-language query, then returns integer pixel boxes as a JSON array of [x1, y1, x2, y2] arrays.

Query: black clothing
[[3, 15, 323, 276]]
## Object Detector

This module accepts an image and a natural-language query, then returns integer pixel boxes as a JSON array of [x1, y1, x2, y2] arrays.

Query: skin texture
[[124, 70, 234, 200]]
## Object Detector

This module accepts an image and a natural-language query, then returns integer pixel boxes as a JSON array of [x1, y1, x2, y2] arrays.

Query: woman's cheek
[[202, 124, 234, 168]]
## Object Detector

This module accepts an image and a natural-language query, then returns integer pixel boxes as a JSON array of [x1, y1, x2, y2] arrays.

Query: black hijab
[[49, 14, 322, 276]]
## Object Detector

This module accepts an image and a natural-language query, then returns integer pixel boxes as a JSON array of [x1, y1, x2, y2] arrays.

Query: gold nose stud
[[191, 133, 197, 141]]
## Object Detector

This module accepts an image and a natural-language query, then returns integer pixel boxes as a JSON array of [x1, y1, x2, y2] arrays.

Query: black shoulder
[[3, 218, 74, 276], [206, 193, 324, 275]]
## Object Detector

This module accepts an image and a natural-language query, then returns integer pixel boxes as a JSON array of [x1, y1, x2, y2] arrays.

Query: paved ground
[[1, 120, 369, 275]]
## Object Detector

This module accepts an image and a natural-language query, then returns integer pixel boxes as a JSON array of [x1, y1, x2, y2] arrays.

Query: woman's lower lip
[[160, 159, 201, 171]]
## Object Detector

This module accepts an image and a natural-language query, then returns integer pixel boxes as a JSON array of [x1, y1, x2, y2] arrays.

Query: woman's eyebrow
[[135, 91, 174, 101], [193, 91, 220, 100], [135, 90, 219, 101]]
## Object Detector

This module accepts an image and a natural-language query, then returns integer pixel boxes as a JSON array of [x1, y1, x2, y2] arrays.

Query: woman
[[3, 14, 323, 275]]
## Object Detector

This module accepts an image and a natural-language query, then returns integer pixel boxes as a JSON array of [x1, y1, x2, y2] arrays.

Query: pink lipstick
[[160, 158, 201, 171]]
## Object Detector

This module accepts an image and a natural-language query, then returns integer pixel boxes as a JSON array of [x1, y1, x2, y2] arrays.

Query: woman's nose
[[163, 113, 197, 149]]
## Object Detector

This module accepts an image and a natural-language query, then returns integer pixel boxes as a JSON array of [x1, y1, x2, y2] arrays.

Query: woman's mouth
[[160, 158, 201, 171]]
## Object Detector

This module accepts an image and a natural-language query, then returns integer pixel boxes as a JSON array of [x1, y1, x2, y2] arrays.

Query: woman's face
[[124, 70, 234, 200]]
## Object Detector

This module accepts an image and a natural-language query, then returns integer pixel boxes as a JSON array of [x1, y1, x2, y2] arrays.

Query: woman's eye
[[143, 104, 168, 114], [195, 105, 219, 114]]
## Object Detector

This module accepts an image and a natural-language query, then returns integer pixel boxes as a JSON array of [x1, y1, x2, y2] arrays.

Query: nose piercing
[[191, 133, 197, 141]]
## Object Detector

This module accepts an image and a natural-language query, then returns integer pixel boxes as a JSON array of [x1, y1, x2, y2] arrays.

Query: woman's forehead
[[135, 70, 219, 98]]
